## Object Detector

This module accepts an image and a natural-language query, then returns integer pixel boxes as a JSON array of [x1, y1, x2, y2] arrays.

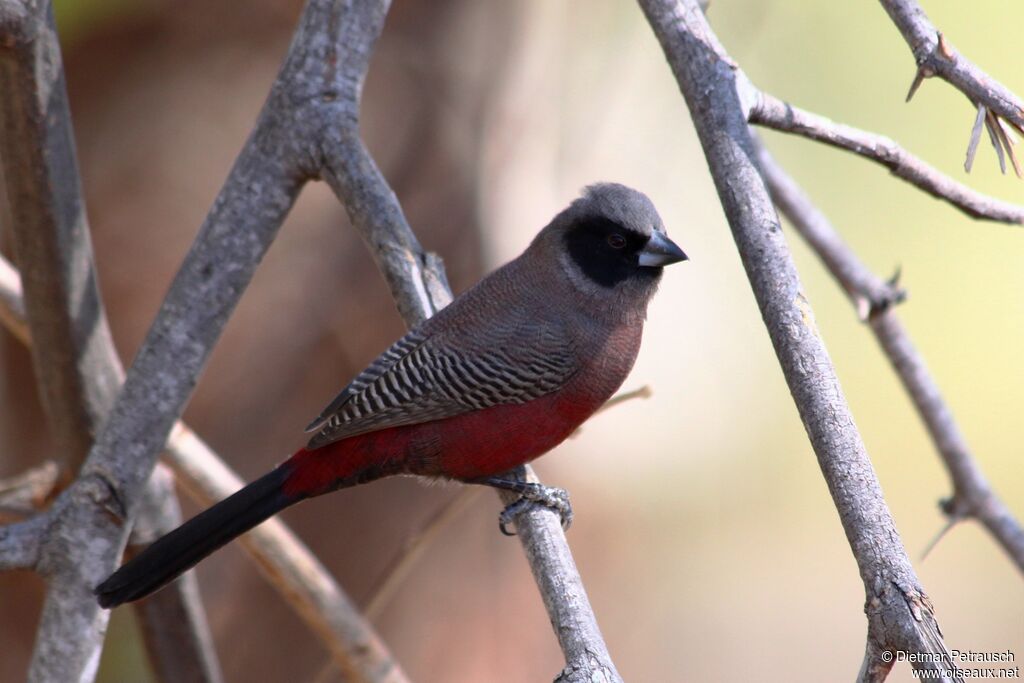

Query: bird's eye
[[607, 234, 627, 249]]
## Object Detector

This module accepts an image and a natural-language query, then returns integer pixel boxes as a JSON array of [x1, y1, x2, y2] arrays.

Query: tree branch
[[756, 140, 1024, 573], [0, 0, 409, 680], [128, 466, 223, 683], [0, 513, 45, 571], [0, 0, 122, 481], [164, 423, 405, 683], [496, 471, 621, 683], [878, 0, 1024, 130], [878, 0, 1024, 174], [750, 93, 1024, 224], [0, 2, 222, 681], [318, 53, 624, 683], [0, 247, 405, 681], [639, 1, 960, 680]]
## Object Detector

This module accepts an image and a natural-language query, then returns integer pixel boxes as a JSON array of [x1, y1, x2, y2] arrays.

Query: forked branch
[[750, 93, 1024, 224], [878, 0, 1024, 175], [638, 0, 960, 679], [0, 244, 398, 682], [0, 0, 620, 681], [756, 141, 1024, 574], [0, 1, 219, 679]]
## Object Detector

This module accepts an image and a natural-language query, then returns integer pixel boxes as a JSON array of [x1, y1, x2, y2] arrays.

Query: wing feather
[[304, 324, 577, 449]]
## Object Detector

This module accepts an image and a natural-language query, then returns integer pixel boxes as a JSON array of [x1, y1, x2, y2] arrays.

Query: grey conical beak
[[638, 230, 688, 267]]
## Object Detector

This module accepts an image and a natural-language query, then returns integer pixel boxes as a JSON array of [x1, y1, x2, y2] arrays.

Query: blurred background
[[1, 0, 1021, 681]]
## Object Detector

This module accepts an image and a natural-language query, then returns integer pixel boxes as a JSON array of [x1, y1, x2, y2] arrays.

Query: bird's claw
[[498, 484, 573, 536]]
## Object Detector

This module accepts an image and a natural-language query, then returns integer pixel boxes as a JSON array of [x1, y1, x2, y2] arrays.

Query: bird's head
[[530, 183, 687, 318]]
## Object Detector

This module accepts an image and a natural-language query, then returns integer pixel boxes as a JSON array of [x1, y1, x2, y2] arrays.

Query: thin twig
[[756, 140, 1024, 574], [164, 422, 404, 682], [639, 1, 960, 680], [878, 0, 1024, 174], [310, 488, 484, 683], [0, 461, 60, 522], [870, 314, 1024, 570], [128, 465, 223, 683], [0, 254, 29, 344], [318, 5, 623, 675], [596, 385, 652, 413], [749, 92, 1024, 224], [365, 488, 482, 621]]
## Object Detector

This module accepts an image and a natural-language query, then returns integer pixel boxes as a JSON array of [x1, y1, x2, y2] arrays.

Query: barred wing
[[304, 326, 577, 449]]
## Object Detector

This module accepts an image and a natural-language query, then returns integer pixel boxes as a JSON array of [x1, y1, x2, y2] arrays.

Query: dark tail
[[95, 465, 299, 608]]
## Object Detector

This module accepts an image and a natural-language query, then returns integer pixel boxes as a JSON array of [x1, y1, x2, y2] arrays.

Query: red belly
[[404, 385, 605, 479], [283, 324, 642, 496], [283, 382, 608, 496]]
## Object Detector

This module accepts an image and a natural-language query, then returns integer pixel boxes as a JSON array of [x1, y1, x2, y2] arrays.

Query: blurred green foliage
[[53, 0, 158, 44]]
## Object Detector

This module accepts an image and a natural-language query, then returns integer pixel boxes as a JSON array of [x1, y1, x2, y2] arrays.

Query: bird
[[95, 182, 687, 608]]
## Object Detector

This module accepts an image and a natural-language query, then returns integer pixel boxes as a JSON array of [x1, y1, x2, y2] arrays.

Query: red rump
[[282, 384, 606, 497]]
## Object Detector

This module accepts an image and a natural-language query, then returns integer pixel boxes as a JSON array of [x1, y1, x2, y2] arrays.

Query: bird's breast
[[406, 320, 644, 480], [285, 320, 645, 490]]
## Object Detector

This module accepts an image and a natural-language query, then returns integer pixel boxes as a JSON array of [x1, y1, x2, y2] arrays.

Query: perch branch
[[0, 2, 221, 681], [638, 0, 960, 680], [495, 468, 621, 683], [756, 140, 1024, 573], [0, 0, 634, 680], [749, 93, 1024, 224], [318, 6, 623, 679]]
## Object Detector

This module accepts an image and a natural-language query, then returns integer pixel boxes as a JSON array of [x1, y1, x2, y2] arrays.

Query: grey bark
[[878, 0, 1024, 132], [638, 1, 960, 680], [757, 142, 1024, 574], [129, 466, 223, 683], [0, 2, 222, 682], [1, 0, 617, 679], [315, 4, 623, 675], [164, 423, 406, 683], [0, 244, 400, 682], [0, 0, 407, 680], [750, 93, 1024, 224]]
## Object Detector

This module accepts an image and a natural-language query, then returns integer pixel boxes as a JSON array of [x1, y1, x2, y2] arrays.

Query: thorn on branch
[[966, 102, 1022, 178], [985, 109, 1008, 175], [857, 268, 907, 322], [905, 66, 932, 102], [965, 104, 986, 172], [921, 515, 960, 561], [922, 494, 974, 560], [987, 110, 1022, 178], [936, 32, 955, 62]]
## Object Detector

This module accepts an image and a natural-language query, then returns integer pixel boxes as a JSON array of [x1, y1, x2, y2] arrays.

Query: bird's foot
[[497, 483, 573, 536], [473, 469, 574, 535]]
